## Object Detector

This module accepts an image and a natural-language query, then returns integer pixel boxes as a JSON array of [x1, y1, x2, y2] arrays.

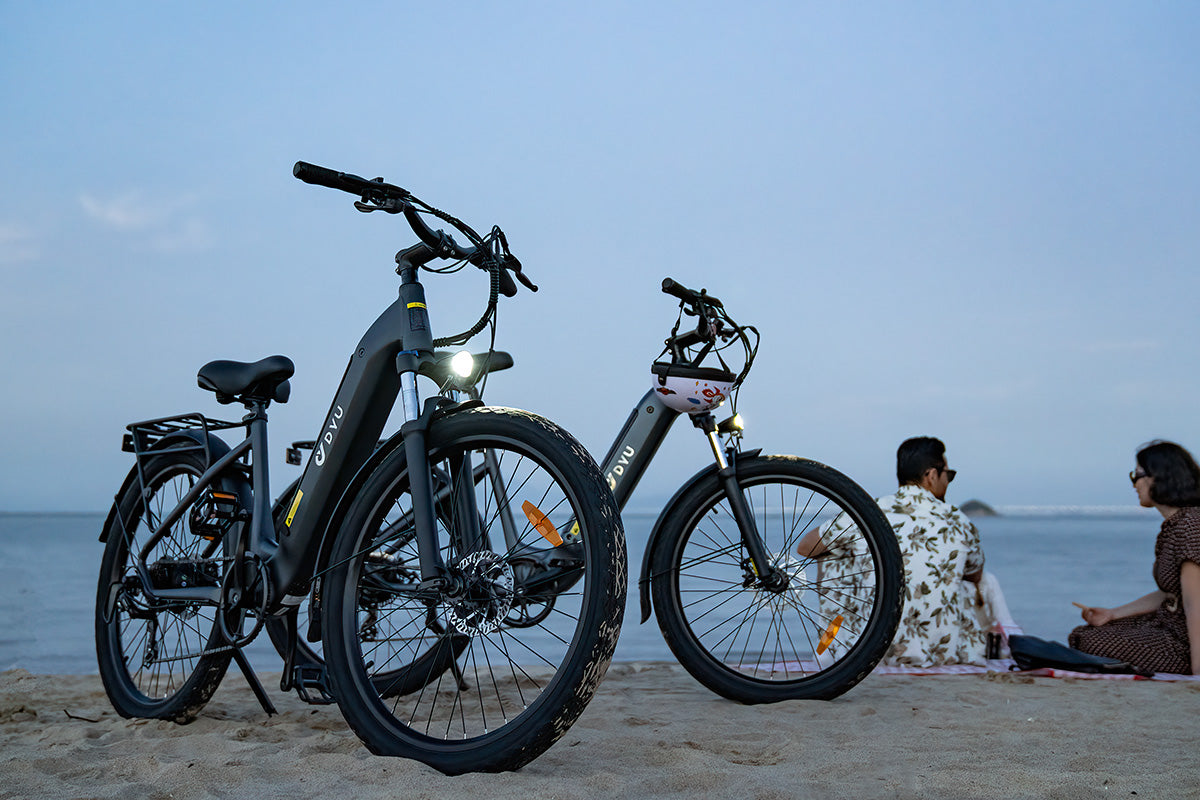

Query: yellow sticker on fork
[[817, 615, 844, 655], [285, 489, 303, 527]]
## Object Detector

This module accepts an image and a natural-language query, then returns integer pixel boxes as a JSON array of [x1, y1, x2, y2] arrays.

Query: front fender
[[638, 448, 761, 623]]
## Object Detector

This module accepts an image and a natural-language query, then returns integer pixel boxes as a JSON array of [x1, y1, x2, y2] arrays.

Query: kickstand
[[232, 647, 278, 716]]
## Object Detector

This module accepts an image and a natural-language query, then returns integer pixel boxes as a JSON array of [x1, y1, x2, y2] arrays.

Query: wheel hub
[[445, 551, 514, 636]]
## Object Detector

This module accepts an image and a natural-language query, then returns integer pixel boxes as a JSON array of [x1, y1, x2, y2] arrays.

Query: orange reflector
[[817, 615, 844, 655], [522, 501, 563, 546]]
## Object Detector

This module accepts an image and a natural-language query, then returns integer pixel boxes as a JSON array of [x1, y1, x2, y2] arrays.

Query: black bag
[[1007, 635, 1154, 677]]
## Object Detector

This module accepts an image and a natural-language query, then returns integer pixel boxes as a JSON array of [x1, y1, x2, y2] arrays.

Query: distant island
[[959, 499, 999, 517]]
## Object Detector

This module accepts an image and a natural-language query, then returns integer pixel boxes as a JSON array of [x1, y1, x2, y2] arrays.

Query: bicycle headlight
[[450, 351, 475, 379], [718, 414, 744, 433]]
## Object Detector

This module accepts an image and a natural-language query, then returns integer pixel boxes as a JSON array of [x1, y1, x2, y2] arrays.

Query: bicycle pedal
[[291, 665, 336, 705]]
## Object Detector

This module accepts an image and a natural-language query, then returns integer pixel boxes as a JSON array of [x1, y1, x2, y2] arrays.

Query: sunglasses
[[1129, 470, 1149, 486], [931, 465, 957, 483]]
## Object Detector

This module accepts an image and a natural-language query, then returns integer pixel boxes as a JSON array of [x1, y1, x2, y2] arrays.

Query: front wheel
[[322, 407, 626, 774], [650, 455, 902, 703]]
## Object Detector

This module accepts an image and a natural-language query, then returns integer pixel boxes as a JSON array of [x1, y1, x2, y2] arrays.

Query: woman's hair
[[1137, 440, 1200, 507], [897, 436, 946, 486]]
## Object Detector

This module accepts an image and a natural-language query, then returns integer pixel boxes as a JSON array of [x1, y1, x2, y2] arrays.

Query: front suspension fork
[[695, 414, 777, 585], [397, 363, 486, 589]]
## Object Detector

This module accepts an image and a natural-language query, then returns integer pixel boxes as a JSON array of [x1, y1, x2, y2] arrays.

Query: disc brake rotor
[[445, 551, 514, 636]]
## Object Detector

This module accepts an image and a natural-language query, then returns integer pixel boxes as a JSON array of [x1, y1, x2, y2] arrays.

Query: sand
[[1, 663, 1196, 800]]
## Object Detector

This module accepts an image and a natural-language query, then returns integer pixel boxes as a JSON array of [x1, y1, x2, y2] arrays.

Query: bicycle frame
[[597, 390, 681, 509]]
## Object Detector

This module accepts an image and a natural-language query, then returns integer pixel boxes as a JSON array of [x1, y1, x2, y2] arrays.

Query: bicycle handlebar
[[293, 160, 530, 298], [660, 277, 757, 381], [294, 160, 475, 259]]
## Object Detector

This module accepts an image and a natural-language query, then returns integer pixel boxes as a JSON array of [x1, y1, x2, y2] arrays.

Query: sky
[[2, 2, 1198, 512]]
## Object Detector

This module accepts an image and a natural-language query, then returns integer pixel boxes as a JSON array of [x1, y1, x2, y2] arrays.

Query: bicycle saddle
[[197, 355, 295, 404]]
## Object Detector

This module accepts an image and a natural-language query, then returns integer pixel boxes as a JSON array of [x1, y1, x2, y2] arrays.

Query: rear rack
[[122, 412, 244, 467], [114, 413, 247, 545]]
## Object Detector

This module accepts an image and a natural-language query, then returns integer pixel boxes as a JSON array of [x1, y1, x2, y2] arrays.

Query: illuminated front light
[[450, 351, 475, 378], [717, 414, 744, 434]]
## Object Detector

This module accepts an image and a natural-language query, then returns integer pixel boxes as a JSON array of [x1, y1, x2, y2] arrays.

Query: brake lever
[[354, 197, 407, 214], [507, 256, 538, 292]]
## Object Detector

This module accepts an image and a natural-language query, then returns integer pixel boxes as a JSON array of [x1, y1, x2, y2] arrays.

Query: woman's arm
[[1180, 560, 1200, 674], [1076, 590, 1168, 626]]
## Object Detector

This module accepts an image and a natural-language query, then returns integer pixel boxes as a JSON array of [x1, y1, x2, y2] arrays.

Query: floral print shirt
[[820, 484, 987, 666]]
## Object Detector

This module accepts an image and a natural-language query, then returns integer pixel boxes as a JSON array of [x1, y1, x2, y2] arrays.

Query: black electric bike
[[95, 162, 626, 774], [272, 276, 905, 704]]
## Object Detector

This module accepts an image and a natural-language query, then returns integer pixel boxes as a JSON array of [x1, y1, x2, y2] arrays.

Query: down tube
[[599, 390, 680, 511], [269, 296, 412, 604]]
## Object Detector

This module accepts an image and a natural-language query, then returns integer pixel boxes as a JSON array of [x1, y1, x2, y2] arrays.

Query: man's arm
[[795, 527, 828, 558], [960, 515, 985, 583]]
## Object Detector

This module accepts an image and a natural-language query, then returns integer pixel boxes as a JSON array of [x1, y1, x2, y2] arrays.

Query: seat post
[[243, 400, 277, 558]]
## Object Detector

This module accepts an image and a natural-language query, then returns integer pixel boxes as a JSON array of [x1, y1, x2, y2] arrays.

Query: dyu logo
[[313, 405, 344, 467], [606, 445, 636, 490]]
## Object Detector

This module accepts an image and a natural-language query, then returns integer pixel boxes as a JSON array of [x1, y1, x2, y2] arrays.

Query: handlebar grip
[[293, 161, 364, 193], [662, 277, 723, 309]]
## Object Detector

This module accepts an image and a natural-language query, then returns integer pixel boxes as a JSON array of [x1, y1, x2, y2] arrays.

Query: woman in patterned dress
[[1070, 440, 1200, 675]]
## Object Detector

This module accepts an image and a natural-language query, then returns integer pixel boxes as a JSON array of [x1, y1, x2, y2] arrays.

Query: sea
[[0, 509, 1165, 675]]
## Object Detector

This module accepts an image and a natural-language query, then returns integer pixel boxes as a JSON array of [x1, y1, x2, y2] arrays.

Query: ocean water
[[0, 509, 1164, 675]]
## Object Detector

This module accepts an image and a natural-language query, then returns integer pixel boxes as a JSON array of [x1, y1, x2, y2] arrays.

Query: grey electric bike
[[95, 162, 626, 774]]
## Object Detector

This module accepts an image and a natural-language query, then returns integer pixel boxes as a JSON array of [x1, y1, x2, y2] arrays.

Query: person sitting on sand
[[796, 436, 1016, 667], [1071, 440, 1200, 675]]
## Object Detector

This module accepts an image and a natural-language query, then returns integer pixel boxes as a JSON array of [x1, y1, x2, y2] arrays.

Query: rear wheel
[[323, 407, 625, 773], [651, 455, 902, 703], [95, 450, 238, 722]]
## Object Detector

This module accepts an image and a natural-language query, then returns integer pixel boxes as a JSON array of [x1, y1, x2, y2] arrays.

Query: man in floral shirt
[[799, 437, 1013, 666]]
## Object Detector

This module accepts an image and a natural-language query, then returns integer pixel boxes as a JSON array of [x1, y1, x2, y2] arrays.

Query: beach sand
[[1, 663, 1196, 800]]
